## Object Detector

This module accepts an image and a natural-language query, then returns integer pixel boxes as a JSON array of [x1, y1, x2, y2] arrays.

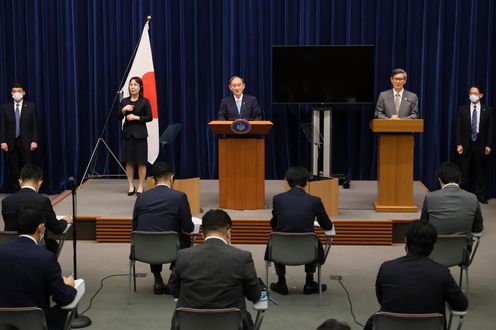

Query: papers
[[61, 279, 85, 310]]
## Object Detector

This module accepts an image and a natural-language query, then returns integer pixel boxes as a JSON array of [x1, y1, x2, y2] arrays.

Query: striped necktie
[[471, 104, 478, 141]]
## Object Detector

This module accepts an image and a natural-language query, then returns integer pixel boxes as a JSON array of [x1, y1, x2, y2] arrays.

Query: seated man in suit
[[1, 164, 72, 252], [375, 68, 419, 120], [363, 221, 468, 330], [420, 162, 483, 242], [267, 166, 333, 295], [170, 209, 263, 330], [218, 76, 263, 120], [132, 162, 194, 294], [0, 206, 77, 330]]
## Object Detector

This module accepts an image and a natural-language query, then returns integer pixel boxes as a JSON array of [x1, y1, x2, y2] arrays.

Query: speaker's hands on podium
[[390, 114, 401, 120]]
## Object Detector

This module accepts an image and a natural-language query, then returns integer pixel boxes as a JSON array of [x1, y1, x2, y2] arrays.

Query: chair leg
[[457, 316, 465, 330], [318, 265, 322, 306], [465, 267, 470, 307], [447, 312, 453, 330], [128, 260, 133, 305], [265, 261, 270, 290], [133, 264, 137, 292]]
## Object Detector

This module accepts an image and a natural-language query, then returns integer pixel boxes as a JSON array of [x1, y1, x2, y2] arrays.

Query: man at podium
[[218, 76, 263, 120], [375, 68, 419, 120]]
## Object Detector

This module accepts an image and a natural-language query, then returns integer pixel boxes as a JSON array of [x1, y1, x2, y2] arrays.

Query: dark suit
[[0, 236, 77, 330], [2, 187, 68, 235], [170, 238, 263, 330], [133, 184, 194, 273], [119, 96, 152, 163], [375, 89, 419, 119], [420, 184, 483, 236], [455, 104, 493, 199], [218, 94, 263, 120], [363, 254, 468, 330], [267, 187, 333, 275], [0, 100, 38, 191]]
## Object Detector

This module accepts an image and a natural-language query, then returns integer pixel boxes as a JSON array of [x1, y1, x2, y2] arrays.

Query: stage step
[[93, 218, 393, 245]]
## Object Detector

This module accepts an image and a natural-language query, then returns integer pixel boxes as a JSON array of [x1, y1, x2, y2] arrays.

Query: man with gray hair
[[218, 76, 263, 120], [375, 68, 419, 119]]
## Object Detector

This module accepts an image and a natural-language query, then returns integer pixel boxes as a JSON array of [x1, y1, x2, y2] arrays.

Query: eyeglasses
[[392, 77, 405, 81]]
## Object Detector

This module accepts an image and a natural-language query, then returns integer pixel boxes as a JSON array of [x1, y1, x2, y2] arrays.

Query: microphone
[[68, 177, 76, 192]]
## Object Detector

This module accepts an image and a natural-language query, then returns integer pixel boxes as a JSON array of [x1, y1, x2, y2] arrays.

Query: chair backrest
[[130, 231, 179, 264], [0, 307, 48, 330], [373, 312, 444, 330], [429, 235, 468, 267], [174, 307, 243, 330], [268, 232, 318, 265], [0, 232, 18, 246]]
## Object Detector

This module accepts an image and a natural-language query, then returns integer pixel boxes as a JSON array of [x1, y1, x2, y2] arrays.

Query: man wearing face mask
[[0, 82, 39, 192], [455, 84, 493, 204]]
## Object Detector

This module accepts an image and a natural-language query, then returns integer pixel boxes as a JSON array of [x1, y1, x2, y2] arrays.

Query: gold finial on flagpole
[[146, 16, 152, 22]]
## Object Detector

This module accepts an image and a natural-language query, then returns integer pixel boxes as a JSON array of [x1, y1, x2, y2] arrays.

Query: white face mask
[[12, 92, 24, 103], [469, 94, 480, 103]]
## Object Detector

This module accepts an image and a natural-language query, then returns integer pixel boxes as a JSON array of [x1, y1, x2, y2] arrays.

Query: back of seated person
[[0, 206, 77, 330], [317, 319, 351, 330], [420, 162, 483, 247], [1, 164, 73, 253], [266, 166, 333, 296], [363, 220, 468, 330], [170, 209, 264, 330]]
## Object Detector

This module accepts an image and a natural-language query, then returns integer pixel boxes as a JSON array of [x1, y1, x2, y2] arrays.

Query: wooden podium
[[209, 121, 273, 210], [370, 119, 424, 212]]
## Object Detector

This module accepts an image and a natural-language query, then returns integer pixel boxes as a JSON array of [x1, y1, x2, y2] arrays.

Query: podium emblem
[[230, 119, 251, 134]]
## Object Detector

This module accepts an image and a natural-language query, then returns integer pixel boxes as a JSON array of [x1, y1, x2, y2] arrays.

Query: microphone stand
[[68, 178, 92, 328]]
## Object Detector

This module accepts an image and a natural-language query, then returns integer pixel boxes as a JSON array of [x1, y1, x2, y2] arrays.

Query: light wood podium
[[370, 119, 424, 212], [209, 121, 273, 210]]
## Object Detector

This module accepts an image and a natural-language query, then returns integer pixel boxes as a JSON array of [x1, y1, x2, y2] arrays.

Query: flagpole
[[79, 16, 153, 186]]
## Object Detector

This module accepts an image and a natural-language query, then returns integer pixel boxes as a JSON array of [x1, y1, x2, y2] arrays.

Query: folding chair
[[429, 233, 482, 304], [266, 232, 331, 304], [128, 231, 179, 304], [173, 308, 243, 330], [0, 231, 18, 245]]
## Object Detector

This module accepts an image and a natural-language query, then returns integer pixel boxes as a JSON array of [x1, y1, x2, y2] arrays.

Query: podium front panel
[[218, 138, 265, 209]]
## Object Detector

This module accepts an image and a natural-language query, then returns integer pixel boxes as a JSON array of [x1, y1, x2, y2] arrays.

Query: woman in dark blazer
[[119, 76, 152, 195]]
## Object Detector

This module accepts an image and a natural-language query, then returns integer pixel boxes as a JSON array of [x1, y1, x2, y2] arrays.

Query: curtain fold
[[0, 0, 495, 195]]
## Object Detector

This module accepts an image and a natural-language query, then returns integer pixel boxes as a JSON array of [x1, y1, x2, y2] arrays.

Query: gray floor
[[1, 185, 495, 329], [51, 179, 426, 220], [57, 199, 496, 330]]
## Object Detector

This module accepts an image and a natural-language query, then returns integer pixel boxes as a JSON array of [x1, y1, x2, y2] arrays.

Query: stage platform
[[51, 178, 428, 245]]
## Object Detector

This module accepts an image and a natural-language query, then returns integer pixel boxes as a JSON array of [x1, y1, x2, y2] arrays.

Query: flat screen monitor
[[272, 45, 375, 104]]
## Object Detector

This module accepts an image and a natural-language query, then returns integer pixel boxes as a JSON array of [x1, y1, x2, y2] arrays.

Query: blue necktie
[[15, 104, 20, 138], [471, 105, 478, 142], [236, 100, 241, 114]]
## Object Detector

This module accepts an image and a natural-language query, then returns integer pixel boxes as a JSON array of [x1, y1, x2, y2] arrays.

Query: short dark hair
[[285, 166, 311, 188], [436, 161, 462, 184], [129, 76, 144, 97], [391, 68, 407, 80], [202, 209, 232, 234], [152, 162, 173, 181], [468, 83, 484, 95], [11, 82, 24, 90], [316, 319, 351, 330], [19, 164, 43, 182], [228, 76, 244, 85], [17, 206, 46, 235], [405, 220, 438, 256]]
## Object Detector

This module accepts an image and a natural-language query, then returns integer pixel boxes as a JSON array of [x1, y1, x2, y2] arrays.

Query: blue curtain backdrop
[[0, 0, 495, 195]]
